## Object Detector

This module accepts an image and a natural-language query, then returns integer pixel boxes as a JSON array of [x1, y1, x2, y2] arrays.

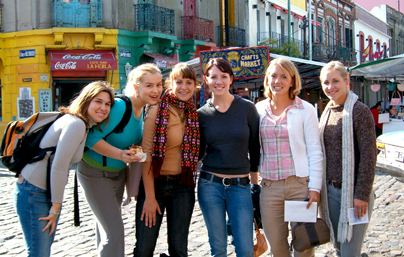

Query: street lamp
[[125, 62, 132, 77]]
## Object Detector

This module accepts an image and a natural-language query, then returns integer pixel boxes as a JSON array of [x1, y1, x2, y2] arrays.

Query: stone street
[[0, 167, 403, 257]]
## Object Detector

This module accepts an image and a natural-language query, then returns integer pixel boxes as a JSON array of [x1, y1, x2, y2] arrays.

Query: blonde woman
[[15, 81, 114, 257], [256, 58, 323, 257], [77, 64, 163, 257], [319, 61, 376, 257]]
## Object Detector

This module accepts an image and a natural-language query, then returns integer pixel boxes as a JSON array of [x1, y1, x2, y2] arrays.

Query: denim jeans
[[14, 179, 61, 257], [134, 177, 195, 257], [327, 184, 375, 257], [198, 174, 254, 257]]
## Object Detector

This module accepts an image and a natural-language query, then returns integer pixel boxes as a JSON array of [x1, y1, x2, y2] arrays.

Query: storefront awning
[[140, 53, 179, 70], [49, 50, 117, 71]]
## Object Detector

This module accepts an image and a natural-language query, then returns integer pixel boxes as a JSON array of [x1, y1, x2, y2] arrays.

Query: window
[[318, 17, 323, 43], [327, 17, 336, 46]]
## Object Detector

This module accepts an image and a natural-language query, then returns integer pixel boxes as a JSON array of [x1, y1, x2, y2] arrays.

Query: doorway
[[53, 79, 100, 110]]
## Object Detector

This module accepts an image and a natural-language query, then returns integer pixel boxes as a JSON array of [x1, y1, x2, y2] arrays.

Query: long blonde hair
[[124, 63, 162, 96], [263, 58, 302, 100], [60, 81, 114, 130]]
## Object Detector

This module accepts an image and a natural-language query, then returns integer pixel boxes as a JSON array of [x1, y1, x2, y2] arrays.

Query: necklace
[[179, 112, 185, 122]]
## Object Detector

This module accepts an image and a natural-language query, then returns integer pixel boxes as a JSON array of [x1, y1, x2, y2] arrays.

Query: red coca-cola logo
[[62, 54, 102, 60], [54, 61, 77, 69]]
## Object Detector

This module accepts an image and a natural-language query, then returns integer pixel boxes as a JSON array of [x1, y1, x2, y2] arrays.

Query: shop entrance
[[53, 79, 102, 110]]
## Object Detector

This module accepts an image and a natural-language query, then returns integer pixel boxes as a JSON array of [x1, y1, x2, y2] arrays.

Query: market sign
[[49, 50, 117, 71], [199, 46, 270, 79]]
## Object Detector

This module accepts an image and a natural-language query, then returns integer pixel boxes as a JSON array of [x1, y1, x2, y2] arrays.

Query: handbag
[[290, 218, 330, 252], [390, 90, 402, 106], [253, 218, 268, 257]]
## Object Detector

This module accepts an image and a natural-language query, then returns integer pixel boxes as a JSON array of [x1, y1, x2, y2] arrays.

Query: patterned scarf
[[151, 90, 200, 187]]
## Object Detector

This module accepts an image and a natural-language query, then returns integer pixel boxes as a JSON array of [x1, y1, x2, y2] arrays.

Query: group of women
[[14, 56, 377, 257]]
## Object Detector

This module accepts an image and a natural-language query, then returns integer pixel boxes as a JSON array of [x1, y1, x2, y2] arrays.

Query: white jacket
[[256, 98, 324, 191]]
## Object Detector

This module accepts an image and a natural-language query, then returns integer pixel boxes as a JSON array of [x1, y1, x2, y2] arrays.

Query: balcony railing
[[53, 0, 102, 27], [217, 25, 246, 47], [312, 43, 357, 64], [258, 32, 304, 56], [134, 4, 175, 35], [181, 16, 214, 42], [0, 4, 3, 31]]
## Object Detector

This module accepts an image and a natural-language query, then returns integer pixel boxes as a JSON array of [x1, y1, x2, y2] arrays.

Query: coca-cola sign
[[54, 61, 77, 70], [49, 50, 117, 71], [62, 54, 102, 60]]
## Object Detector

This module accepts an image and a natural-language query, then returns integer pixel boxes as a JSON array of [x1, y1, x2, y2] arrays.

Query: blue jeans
[[327, 184, 375, 257], [198, 174, 254, 257], [14, 179, 60, 257], [134, 177, 195, 257]]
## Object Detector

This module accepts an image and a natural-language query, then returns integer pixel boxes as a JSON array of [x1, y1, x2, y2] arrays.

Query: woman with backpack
[[134, 62, 199, 257], [77, 63, 163, 257], [14, 81, 114, 257]]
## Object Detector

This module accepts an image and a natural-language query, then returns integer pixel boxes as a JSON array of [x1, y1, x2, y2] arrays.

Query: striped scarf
[[151, 90, 200, 187]]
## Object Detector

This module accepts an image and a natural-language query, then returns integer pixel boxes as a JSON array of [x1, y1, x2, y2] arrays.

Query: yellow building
[[0, 28, 120, 123]]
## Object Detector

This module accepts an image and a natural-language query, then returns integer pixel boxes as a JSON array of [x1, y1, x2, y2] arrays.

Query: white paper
[[348, 208, 369, 225], [136, 153, 147, 162], [284, 201, 317, 223]]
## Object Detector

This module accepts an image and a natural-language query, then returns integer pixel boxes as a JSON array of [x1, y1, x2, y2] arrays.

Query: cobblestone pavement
[[1, 168, 403, 257]]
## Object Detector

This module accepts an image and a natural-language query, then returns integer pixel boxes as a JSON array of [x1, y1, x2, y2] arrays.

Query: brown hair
[[124, 63, 162, 96], [165, 62, 198, 90], [203, 58, 234, 88], [263, 58, 302, 100], [60, 81, 114, 130]]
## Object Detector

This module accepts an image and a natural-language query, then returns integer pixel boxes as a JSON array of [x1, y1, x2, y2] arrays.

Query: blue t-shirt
[[83, 97, 143, 171]]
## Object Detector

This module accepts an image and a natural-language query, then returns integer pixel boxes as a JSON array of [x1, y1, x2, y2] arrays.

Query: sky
[[352, 0, 402, 13]]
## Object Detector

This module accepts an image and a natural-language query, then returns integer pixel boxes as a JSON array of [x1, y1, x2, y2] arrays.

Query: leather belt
[[328, 180, 342, 189], [200, 172, 250, 186]]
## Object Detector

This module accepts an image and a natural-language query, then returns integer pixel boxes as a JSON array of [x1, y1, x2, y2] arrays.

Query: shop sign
[[49, 50, 117, 71], [295, 14, 304, 20], [199, 46, 270, 79], [22, 78, 32, 82], [119, 49, 131, 58], [38, 89, 52, 112], [19, 49, 36, 59]]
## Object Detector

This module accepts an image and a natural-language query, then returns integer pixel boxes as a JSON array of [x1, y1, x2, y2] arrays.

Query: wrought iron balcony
[[134, 4, 175, 35], [53, 0, 102, 27], [258, 32, 304, 56], [217, 25, 246, 47], [181, 16, 214, 42], [0, 4, 3, 31], [312, 43, 357, 64]]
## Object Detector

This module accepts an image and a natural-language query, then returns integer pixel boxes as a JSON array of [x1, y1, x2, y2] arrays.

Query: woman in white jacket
[[256, 58, 323, 257]]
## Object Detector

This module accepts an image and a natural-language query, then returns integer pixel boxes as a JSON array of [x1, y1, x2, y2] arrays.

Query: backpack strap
[[102, 95, 132, 166]]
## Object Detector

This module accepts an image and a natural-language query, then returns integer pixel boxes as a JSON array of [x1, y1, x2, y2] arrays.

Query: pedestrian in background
[[15, 81, 114, 257], [319, 61, 376, 257], [370, 101, 384, 137], [197, 58, 260, 257], [77, 64, 163, 257], [256, 58, 323, 257], [134, 62, 200, 257]]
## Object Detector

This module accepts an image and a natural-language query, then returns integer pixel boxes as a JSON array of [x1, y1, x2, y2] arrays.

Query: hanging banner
[[199, 46, 270, 79]]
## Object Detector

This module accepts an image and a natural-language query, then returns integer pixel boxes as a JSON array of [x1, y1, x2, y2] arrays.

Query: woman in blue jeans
[[197, 58, 260, 257], [14, 81, 114, 256], [134, 63, 200, 257]]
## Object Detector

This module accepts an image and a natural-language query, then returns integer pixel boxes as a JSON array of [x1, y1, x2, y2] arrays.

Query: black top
[[197, 95, 260, 175]]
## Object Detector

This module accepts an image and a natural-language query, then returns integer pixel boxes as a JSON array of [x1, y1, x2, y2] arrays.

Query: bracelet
[[49, 210, 60, 215]]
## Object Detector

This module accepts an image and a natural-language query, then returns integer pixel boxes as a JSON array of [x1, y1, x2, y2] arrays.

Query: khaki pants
[[260, 176, 315, 257]]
